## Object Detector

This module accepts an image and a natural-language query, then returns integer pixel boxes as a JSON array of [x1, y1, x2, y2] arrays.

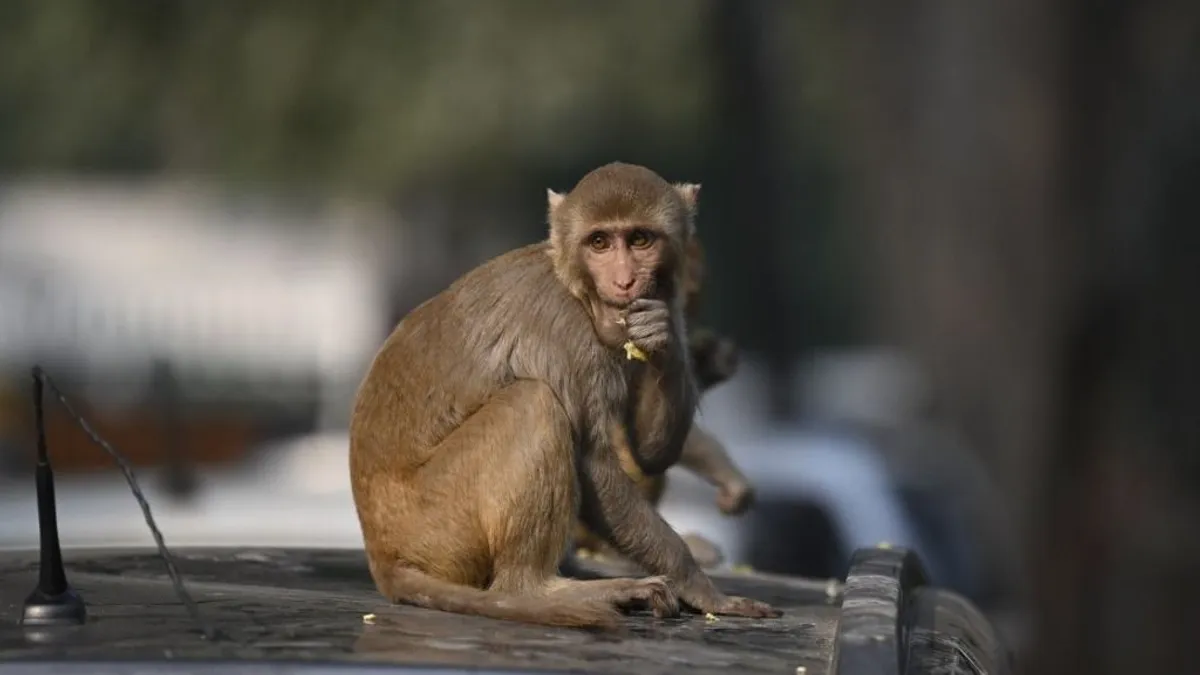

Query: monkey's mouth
[[613, 279, 659, 306], [603, 291, 650, 309], [606, 291, 638, 307]]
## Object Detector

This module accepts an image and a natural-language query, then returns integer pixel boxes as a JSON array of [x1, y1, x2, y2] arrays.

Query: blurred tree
[[0, 0, 871, 412], [839, 0, 1200, 672], [703, 0, 796, 420], [0, 0, 710, 193]]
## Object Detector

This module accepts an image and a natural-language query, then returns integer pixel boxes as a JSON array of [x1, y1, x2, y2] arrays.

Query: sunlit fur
[[349, 162, 779, 631]]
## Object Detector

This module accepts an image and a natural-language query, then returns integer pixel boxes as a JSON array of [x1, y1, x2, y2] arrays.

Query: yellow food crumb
[[704, 612, 719, 623], [576, 548, 594, 559], [624, 341, 648, 362], [362, 613, 376, 624], [876, 541, 892, 549], [731, 564, 754, 574]]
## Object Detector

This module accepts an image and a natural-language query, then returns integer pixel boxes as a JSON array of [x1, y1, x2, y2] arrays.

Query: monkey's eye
[[587, 232, 611, 251], [628, 229, 655, 249]]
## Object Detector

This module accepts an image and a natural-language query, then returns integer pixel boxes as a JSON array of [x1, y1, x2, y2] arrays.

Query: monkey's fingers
[[626, 325, 670, 347], [625, 304, 670, 325], [616, 576, 681, 618], [627, 298, 666, 312], [647, 585, 681, 619], [710, 595, 783, 619]]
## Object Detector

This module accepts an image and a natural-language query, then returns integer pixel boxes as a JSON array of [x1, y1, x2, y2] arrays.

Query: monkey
[[569, 233, 756, 569], [349, 162, 781, 631], [673, 231, 757, 517], [571, 423, 754, 570]]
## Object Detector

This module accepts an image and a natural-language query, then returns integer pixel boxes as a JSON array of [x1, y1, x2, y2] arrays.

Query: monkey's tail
[[383, 566, 622, 631]]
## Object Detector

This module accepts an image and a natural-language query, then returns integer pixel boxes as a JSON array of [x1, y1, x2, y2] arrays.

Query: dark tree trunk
[[840, 0, 1200, 672], [706, 0, 797, 421]]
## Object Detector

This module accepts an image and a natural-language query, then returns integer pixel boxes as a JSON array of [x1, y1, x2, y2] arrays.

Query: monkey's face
[[582, 224, 666, 307]]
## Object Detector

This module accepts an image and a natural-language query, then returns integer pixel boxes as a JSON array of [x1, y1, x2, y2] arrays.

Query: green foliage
[[0, 0, 861, 353], [0, 0, 712, 195]]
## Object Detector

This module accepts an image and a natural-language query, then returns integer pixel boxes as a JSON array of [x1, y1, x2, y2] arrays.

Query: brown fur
[[571, 235, 756, 565], [349, 162, 780, 631]]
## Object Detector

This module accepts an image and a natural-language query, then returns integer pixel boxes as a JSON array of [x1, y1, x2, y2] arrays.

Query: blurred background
[[0, 2, 1198, 674]]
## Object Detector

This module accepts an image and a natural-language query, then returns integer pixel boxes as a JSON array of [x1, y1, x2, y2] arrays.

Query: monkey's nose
[[615, 278, 636, 291]]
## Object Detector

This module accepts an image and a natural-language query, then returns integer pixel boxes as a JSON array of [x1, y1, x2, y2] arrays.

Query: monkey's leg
[[476, 381, 678, 618], [363, 380, 672, 629], [406, 379, 678, 624], [678, 425, 756, 516], [537, 575, 680, 618]]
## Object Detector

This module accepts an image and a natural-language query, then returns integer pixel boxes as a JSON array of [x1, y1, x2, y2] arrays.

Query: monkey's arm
[[678, 425, 756, 516], [577, 437, 726, 611], [628, 330, 700, 475]]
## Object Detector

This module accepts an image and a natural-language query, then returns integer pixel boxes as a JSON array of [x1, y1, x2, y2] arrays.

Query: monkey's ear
[[674, 183, 701, 213], [547, 189, 565, 215]]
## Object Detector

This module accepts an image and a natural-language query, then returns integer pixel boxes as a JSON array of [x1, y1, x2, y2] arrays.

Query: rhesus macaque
[[349, 162, 780, 630], [674, 235, 756, 516], [571, 235, 756, 569]]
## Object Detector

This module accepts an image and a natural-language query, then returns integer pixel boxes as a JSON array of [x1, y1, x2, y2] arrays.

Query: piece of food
[[624, 341, 649, 362]]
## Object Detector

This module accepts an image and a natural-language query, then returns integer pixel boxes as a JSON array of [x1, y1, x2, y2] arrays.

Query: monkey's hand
[[676, 575, 783, 619], [716, 479, 756, 516], [580, 443, 780, 621], [624, 298, 672, 355]]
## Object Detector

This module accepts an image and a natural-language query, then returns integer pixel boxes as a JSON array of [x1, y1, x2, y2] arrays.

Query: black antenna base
[[21, 586, 87, 626], [22, 366, 88, 628]]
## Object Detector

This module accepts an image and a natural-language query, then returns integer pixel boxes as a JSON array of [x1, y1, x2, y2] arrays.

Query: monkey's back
[[349, 242, 616, 474]]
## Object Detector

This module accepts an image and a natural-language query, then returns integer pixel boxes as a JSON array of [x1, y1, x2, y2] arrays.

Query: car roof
[[0, 547, 843, 675]]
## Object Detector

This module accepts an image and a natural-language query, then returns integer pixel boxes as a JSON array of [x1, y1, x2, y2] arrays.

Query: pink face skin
[[582, 225, 664, 308]]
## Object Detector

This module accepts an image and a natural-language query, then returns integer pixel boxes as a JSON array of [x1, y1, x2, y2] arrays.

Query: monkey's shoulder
[[438, 243, 559, 312], [388, 241, 604, 362]]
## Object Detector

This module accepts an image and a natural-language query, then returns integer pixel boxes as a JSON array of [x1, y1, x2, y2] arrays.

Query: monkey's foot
[[716, 481, 756, 516], [681, 533, 726, 569], [548, 575, 680, 619]]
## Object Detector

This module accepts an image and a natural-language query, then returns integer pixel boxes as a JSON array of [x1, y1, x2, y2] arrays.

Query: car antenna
[[20, 365, 87, 627], [20, 365, 224, 641]]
